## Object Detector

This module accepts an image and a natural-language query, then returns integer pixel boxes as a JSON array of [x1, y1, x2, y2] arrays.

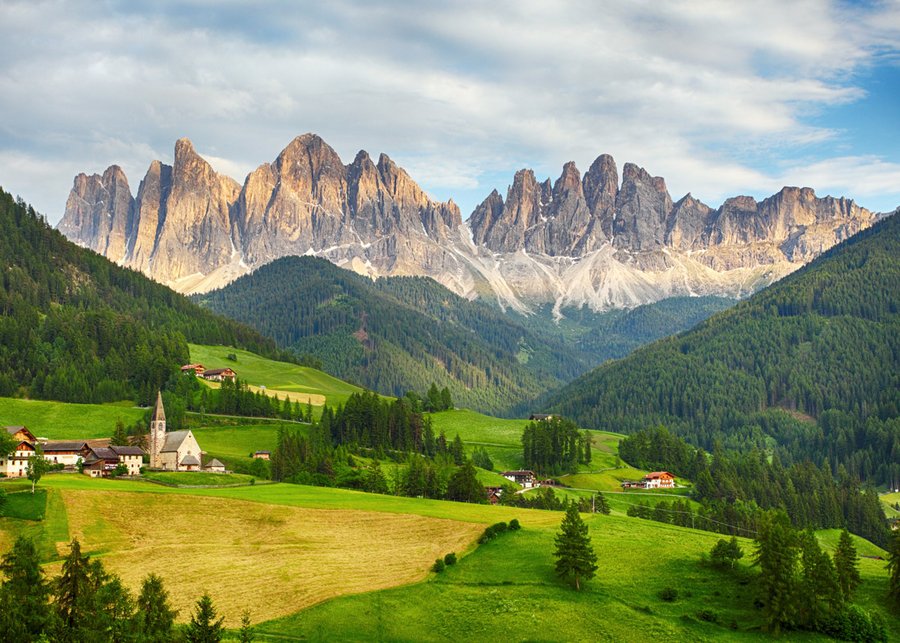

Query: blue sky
[[1, 0, 898, 224]]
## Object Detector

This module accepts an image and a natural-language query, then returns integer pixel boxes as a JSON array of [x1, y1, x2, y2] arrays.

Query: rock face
[[58, 135, 877, 314]]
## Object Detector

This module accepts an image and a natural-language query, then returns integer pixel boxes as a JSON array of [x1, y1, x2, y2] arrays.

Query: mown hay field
[[56, 489, 483, 626], [0, 396, 144, 439]]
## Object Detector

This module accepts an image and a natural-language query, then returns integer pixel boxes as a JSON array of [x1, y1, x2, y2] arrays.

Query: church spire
[[149, 391, 166, 468], [151, 391, 166, 423]]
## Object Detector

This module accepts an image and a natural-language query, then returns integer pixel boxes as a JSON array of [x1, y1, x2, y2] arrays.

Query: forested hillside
[[0, 188, 282, 404], [544, 213, 900, 487], [195, 256, 589, 414]]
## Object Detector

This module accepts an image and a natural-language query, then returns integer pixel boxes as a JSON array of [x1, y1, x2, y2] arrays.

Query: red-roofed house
[[642, 471, 675, 489]]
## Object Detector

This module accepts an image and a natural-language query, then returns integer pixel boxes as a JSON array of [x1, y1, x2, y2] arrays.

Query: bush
[[478, 521, 509, 544], [658, 587, 678, 602], [508, 518, 521, 530], [431, 558, 445, 573], [444, 552, 457, 566], [695, 609, 719, 623]]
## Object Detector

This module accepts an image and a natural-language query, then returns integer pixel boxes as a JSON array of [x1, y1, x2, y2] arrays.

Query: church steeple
[[149, 391, 166, 468]]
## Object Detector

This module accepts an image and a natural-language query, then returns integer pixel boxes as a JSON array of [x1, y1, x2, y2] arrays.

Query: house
[[204, 458, 226, 473], [1, 426, 38, 478], [202, 368, 236, 382], [529, 413, 556, 421], [41, 441, 87, 468], [620, 480, 644, 489], [501, 470, 536, 488], [81, 445, 144, 477], [642, 471, 676, 489], [484, 486, 503, 505], [181, 363, 206, 375], [253, 451, 271, 460], [147, 392, 204, 471]]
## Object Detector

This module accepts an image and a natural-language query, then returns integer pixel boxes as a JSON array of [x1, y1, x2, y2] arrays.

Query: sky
[[1, 0, 899, 225]]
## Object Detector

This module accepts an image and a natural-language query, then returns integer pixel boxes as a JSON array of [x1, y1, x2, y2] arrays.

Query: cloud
[[1, 0, 899, 222]]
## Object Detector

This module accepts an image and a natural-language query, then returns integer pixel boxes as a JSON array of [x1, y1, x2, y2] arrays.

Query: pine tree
[[185, 592, 225, 643], [553, 504, 598, 590], [110, 419, 129, 446], [440, 387, 453, 411], [833, 528, 861, 601], [135, 573, 177, 642], [594, 493, 610, 515], [446, 461, 485, 503], [0, 536, 52, 640], [450, 434, 465, 465], [798, 530, 841, 627], [887, 527, 900, 609], [239, 610, 254, 643], [753, 511, 799, 635]]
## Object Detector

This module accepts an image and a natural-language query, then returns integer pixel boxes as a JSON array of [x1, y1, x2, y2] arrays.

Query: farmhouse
[[529, 413, 556, 421], [148, 392, 204, 471], [484, 486, 503, 505], [82, 445, 144, 477], [202, 367, 236, 382], [1, 426, 38, 478], [253, 451, 271, 460], [643, 471, 676, 489], [42, 441, 88, 468], [205, 458, 226, 473], [502, 470, 536, 488], [181, 363, 206, 375]]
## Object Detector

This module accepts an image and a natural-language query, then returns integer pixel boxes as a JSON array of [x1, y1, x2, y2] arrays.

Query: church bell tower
[[149, 391, 166, 468]]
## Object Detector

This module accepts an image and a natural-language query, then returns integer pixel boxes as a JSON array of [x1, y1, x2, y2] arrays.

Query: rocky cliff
[[59, 134, 877, 314]]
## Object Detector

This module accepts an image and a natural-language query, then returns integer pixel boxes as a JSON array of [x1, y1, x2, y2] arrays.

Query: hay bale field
[[59, 490, 482, 626]]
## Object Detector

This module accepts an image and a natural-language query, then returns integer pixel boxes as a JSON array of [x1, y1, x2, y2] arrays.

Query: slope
[[0, 187, 283, 405], [194, 256, 589, 414], [543, 213, 900, 487]]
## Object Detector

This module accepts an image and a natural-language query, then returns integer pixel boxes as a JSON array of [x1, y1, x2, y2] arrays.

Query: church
[[148, 392, 204, 470]]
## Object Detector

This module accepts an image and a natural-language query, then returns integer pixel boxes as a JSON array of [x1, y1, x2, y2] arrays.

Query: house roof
[[644, 471, 675, 479], [110, 445, 144, 456], [254, 450, 270, 454], [150, 391, 165, 423], [502, 470, 536, 477], [180, 454, 200, 466], [5, 426, 36, 441], [181, 363, 204, 370], [160, 430, 193, 452], [42, 441, 87, 452], [86, 447, 119, 462], [203, 368, 235, 376], [206, 458, 225, 468]]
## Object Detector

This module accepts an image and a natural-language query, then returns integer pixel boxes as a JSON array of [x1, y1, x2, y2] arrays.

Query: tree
[[440, 387, 453, 411], [110, 419, 129, 446], [54, 539, 102, 640], [594, 493, 610, 515], [184, 592, 225, 643], [553, 504, 598, 590], [710, 536, 744, 570], [0, 536, 52, 641], [95, 575, 135, 643], [753, 511, 799, 635], [239, 610, 254, 643], [797, 530, 841, 627], [135, 573, 177, 642], [833, 528, 861, 601], [887, 527, 900, 609], [471, 446, 493, 471], [26, 444, 51, 494], [450, 434, 465, 465], [445, 461, 485, 504]]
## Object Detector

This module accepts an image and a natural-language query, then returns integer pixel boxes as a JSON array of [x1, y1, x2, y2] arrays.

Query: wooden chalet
[[643, 471, 675, 489], [501, 470, 536, 488], [202, 367, 236, 382], [1, 426, 37, 478], [81, 445, 144, 477], [253, 450, 271, 460], [181, 363, 206, 375]]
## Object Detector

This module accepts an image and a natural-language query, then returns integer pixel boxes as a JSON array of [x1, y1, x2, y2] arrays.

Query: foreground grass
[[190, 423, 286, 467], [0, 396, 145, 439], [188, 343, 363, 407], [142, 471, 256, 487]]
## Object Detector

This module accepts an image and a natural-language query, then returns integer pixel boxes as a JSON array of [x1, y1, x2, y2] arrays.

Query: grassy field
[[190, 423, 286, 467], [880, 491, 899, 519], [142, 471, 256, 486], [0, 488, 48, 520], [2, 476, 896, 640], [189, 344, 364, 407], [0, 397, 145, 439]]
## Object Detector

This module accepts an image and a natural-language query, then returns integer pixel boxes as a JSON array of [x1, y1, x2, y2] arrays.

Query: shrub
[[432, 558, 445, 573], [508, 518, 521, 530], [444, 552, 457, 566], [478, 522, 509, 544], [658, 587, 678, 602], [695, 609, 719, 623]]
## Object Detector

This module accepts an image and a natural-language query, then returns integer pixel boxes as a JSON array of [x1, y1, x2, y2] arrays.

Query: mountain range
[[58, 135, 879, 314]]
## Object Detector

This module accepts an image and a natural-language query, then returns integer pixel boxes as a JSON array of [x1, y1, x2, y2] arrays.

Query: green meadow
[[188, 343, 364, 407], [0, 397, 145, 439]]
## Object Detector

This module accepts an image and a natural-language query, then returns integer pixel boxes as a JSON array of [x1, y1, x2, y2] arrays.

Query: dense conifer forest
[[195, 256, 590, 414], [544, 214, 900, 488], [0, 188, 285, 404]]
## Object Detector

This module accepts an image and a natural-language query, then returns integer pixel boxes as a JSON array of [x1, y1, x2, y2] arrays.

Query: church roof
[[180, 454, 200, 466], [160, 430, 192, 453], [150, 391, 165, 423], [205, 458, 225, 469]]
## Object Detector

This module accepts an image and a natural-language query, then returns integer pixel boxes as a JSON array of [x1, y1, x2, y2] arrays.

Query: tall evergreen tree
[[239, 610, 254, 643], [110, 419, 129, 446], [797, 530, 842, 628], [887, 527, 900, 609], [445, 461, 485, 504], [450, 434, 465, 465], [833, 528, 862, 602], [135, 573, 177, 642], [753, 511, 799, 635], [0, 536, 52, 641], [184, 592, 225, 643], [553, 504, 598, 590]]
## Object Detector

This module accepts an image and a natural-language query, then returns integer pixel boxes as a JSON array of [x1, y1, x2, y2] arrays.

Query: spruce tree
[[553, 504, 598, 590], [135, 573, 177, 642], [798, 530, 841, 627], [753, 511, 799, 635], [594, 493, 610, 515], [446, 461, 485, 503], [54, 539, 94, 635], [185, 592, 225, 643], [0, 536, 52, 640], [450, 434, 465, 465], [239, 610, 254, 642], [110, 419, 129, 446], [833, 528, 861, 601], [887, 527, 900, 609]]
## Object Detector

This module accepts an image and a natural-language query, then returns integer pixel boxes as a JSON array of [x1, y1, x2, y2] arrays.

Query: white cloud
[[0, 0, 899, 222]]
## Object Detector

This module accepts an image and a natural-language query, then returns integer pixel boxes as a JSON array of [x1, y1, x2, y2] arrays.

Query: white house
[[1, 426, 37, 478], [501, 470, 537, 488], [41, 441, 87, 468], [642, 471, 676, 489]]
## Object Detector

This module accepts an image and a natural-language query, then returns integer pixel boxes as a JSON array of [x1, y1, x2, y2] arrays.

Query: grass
[[188, 343, 364, 407], [142, 471, 256, 487], [190, 423, 287, 466], [0, 396, 145, 439], [0, 488, 48, 520], [880, 491, 899, 519]]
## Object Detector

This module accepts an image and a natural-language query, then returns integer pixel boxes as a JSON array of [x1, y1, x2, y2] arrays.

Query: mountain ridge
[[59, 134, 878, 314]]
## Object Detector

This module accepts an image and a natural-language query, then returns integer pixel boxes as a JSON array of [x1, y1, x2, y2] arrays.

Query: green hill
[[194, 256, 591, 415], [542, 214, 900, 487], [0, 188, 285, 406]]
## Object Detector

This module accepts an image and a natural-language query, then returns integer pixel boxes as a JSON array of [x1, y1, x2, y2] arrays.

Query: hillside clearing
[[56, 489, 482, 626], [0, 397, 144, 439]]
